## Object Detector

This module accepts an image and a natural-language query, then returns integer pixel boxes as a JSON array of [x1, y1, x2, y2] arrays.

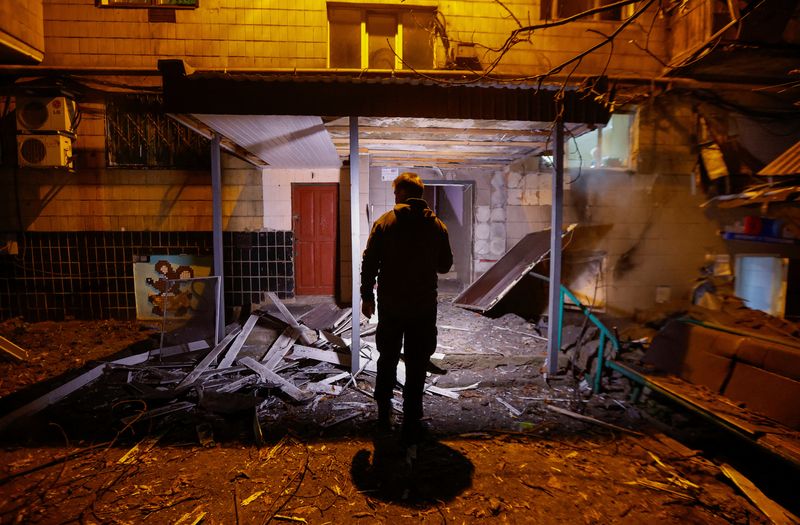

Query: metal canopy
[[158, 59, 607, 377], [157, 60, 610, 126]]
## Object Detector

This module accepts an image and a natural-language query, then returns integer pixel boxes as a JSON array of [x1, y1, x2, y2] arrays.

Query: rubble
[[0, 294, 477, 440]]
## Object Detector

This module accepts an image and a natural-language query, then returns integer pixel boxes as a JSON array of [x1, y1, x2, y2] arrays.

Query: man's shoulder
[[375, 209, 397, 226]]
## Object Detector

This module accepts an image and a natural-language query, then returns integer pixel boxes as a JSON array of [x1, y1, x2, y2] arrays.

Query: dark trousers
[[374, 306, 437, 438]]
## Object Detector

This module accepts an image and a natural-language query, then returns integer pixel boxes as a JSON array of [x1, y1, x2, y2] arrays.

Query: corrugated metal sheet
[[758, 140, 800, 176], [193, 115, 339, 168], [159, 60, 610, 126]]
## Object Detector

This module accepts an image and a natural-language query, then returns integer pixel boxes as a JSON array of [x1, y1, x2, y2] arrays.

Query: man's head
[[392, 172, 424, 204]]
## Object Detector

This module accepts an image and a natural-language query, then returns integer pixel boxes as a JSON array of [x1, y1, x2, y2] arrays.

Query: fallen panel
[[454, 228, 560, 313], [218, 315, 260, 368], [299, 303, 352, 332], [0, 336, 28, 362], [0, 341, 205, 432], [266, 292, 315, 345]]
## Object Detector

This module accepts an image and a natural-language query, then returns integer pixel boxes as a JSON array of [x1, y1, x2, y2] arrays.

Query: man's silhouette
[[361, 172, 453, 448]]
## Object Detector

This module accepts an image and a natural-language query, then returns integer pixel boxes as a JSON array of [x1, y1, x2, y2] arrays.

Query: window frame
[[539, 0, 634, 22], [327, 4, 437, 70], [96, 0, 198, 9]]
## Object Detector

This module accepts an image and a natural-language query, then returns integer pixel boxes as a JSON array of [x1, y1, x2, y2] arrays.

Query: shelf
[[721, 232, 800, 245]]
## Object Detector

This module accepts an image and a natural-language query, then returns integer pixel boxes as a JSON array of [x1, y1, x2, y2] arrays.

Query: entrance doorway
[[423, 182, 474, 293], [292, 183, 338, 295]]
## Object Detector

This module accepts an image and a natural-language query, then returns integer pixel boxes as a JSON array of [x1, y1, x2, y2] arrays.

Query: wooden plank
[[298, 303, 352, 332], [239, 357, 310, 402], [175, 327, 242, 389], [646, 374, 763, 437], [290, 345, 350, 367], [261, 326, 300, 370], [215, 375, 258, 394], [720, 463, 800, 525], [547, 405, 644, 436], [0, 335, 28, 361], [426, 384, 460, 399], [266, 292, 314, 345], [218, 315, 260, 368], [320, 330, 348, 349], [320, 371, 351, 385], [306, 382, 344, 396]]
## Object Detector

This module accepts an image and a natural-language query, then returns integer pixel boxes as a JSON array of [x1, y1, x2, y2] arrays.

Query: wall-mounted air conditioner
[[17, 134, 73, 168], [16, 96, 77, 132]]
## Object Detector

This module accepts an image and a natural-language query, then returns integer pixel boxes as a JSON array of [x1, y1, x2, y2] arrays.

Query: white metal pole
[[349, 116, 361, 374], [211, 133, 225, 344], [546, 116, 564, 375]]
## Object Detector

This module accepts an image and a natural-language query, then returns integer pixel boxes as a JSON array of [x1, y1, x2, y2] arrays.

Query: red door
[[292, 183, 338, 295]]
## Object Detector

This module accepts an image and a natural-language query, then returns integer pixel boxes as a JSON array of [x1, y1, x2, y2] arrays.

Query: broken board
[[453, 228, 564, 313]]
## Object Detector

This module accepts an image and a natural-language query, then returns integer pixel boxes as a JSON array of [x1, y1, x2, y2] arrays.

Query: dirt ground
[[0, 297, 791, 524]]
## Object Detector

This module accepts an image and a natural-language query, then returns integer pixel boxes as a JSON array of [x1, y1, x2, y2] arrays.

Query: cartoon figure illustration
[[145, 260, 195, 317]]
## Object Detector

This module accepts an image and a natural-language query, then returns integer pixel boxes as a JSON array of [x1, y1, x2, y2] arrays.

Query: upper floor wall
[[39, 0, 668, 79], [1, 0, 45, 64]]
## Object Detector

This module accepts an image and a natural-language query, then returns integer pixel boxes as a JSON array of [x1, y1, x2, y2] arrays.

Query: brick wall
[[502, 95, 732, 316], [2, 97, 262, 234], [39, 0, 668, 78], [0, 0, 45, 63]]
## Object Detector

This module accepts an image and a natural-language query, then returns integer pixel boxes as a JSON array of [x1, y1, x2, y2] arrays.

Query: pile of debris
[[0, 293, 471, 441]]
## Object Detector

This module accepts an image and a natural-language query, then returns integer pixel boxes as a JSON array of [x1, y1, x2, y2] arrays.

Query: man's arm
[[360, 222, 382, 305], [437, 220, 453, 274]]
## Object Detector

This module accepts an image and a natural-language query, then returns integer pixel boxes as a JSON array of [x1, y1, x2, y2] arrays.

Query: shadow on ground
[[351, 433, 474, 505]]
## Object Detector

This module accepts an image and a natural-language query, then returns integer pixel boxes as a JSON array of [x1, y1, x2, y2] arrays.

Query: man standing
[[361, 172, 453, 447]]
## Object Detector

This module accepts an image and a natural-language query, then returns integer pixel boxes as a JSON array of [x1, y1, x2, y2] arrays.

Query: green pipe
[[595, 332, 606, 392]]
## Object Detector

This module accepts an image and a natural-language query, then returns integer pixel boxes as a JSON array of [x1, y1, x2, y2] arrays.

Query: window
[[328, 5, 436, 70], [735, 255, 789, 317], [539, 0, 630, 21], [105, 95, 209, 168], [567, 113, 632, 169], [97, 0, 198, 7]]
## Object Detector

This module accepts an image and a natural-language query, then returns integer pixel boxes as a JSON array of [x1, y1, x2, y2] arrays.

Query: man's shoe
[[376, 417, 392, 433]]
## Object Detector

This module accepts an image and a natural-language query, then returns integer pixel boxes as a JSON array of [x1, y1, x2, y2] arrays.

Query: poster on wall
[[133, 255, 212, 321]]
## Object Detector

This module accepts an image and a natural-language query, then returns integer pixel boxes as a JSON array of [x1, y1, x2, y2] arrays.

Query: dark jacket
[[360, 198, 453, 315]]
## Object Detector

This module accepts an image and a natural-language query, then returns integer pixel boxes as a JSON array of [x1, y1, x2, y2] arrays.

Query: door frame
[[291, 182, 340, 296]]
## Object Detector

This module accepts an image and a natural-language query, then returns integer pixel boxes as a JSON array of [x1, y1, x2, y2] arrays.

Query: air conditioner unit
[[16, 96, 77, 132], [17, 134, 73, 168]]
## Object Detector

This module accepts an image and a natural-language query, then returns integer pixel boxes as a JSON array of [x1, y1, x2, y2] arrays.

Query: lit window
[[567, 113, 632, 169], [328, 5, 436, 70], [96, 0, 198, 7], [539, 0, 630, 21]]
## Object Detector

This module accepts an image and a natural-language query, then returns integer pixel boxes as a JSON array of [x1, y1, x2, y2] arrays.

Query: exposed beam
[[326, 126, 553, 138], [331, 138, 546, 148], [168, 113, 268, 167]]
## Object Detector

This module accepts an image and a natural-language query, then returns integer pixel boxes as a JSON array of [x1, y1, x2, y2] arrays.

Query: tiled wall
[[0, 230, 293, 322], [224, 230, 294, 309]]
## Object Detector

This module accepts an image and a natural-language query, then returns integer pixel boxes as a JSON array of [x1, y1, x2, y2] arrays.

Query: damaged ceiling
[[171, 114, 593, 170], [158, 61, 609, 170]]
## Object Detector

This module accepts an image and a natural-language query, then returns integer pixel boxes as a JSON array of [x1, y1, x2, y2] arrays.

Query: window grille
[[105, 95, 209, 169]]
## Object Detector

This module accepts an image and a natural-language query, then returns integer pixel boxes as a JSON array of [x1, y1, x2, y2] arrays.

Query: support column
[[211, 133, 225, 344], [546, 116, 564, 375], [349, 116, 361, 374]]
